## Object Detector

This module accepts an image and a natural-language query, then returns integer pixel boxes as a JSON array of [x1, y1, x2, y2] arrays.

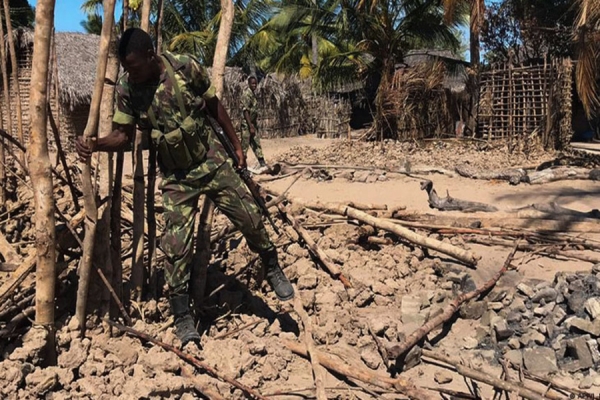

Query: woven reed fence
[[476, 58, 573, 150]]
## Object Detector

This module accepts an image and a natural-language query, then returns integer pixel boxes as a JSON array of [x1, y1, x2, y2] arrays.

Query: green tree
[[81, 13, 103, 34], [1, 0, 34, 29], [481, 0, 575, 64]]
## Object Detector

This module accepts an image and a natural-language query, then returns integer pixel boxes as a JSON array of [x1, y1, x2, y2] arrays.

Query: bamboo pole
[[3, 0, 24, 160], [76, 0, 116, 334], [28, 0, 57, 364]]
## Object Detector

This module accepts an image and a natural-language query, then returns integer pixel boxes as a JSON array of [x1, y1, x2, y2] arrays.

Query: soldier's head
[[118, 28, 160, 84], [248, 76, 257, 92]]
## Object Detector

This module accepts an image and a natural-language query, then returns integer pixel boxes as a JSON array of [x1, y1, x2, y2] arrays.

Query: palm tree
[[441, 0, 482, 66], [249, 0, 463, 138], [574, 0, 600, 118], [81, 13, 103, 34]]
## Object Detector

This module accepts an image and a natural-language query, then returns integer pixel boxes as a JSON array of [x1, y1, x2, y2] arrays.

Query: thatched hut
[[1, 28, 98, 151], [380, 49, 470, 140]]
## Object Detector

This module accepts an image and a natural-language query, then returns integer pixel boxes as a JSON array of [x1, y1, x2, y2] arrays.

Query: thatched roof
[[398, 50, 469, 93], [9, 28, 99, 109]]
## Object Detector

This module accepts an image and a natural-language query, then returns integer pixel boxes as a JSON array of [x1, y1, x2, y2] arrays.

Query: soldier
[[240, 76, 269, 173], [75, 28, 294, 347]]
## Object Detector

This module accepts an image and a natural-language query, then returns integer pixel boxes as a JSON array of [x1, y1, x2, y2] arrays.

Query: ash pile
[[463, 265, 600, 388]]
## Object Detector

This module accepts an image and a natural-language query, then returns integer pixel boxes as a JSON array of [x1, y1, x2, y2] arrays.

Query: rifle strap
[[147, 54, 189, 130]]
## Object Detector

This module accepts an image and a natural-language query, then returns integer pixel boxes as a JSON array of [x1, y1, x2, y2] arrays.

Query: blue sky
[[28, 0, 87, 32]]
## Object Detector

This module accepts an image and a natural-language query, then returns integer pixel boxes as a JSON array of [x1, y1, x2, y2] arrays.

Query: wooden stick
[[213, 319, 262, 340], [111, 151, 124, 312], [180, 366, 226, 400], [293, 286, 327, 400], [278, 204, 352, 288], [281, 339, 437, 399], [104, 319, 267, 400], [393, 212, 600, 233], [506, 361, 582, 398], [386, 244, 518, 360], [146, 147, 158, 298], [467, 237, 600, 264], [284, 196, 480, 266], [422, 350, 561, 400], [130, 130, 145, 302], [0, 253, 36, 304], [76, 0, 117, 334], [47, 103, 80, 211]]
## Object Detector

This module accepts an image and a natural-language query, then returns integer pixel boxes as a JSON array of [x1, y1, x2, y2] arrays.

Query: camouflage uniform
[[240, 87, 265, 160], [113, 51, 274, 293]]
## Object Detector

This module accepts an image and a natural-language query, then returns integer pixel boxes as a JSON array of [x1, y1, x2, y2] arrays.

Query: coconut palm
[[441, 0, 483, 65], [574, 0, 600, 117]]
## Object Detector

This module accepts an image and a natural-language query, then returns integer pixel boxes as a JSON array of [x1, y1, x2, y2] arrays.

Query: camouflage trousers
[[160, 161, 273, 292], [240, 126, 265, 160]]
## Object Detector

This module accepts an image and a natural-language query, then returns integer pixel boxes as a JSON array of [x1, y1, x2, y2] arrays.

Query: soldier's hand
[[235, 147, 247, 170], [75, 136, 96, 163], [249, 126, 256, 137]]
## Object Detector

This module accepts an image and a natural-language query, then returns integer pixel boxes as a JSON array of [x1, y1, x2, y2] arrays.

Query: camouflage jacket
[[241, 87, 258, 128], [113, 51, 228, 181]]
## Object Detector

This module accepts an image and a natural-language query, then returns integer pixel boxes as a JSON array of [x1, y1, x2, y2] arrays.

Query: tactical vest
[[146, 55, 207, 171]]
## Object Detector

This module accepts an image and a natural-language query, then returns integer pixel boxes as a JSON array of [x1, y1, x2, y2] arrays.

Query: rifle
[[206, 117, 280, 234]]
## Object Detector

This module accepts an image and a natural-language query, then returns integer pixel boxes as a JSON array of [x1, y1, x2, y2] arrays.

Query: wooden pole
[[97, 31, 120, 320], [146, 148, 158, 298], [282, 340, 436, 399], [192, 0, 235, 306], [111, 0, 130, 315], [140, 0, 151, 31], [131, 1, 153, 303], [3, 0, 25, 161], [28, 0, 57, 364], [155, 0, 165, 53], [293, 288, 327, 400], [0, 0, 12, 196], [76, 0, 116, 334]]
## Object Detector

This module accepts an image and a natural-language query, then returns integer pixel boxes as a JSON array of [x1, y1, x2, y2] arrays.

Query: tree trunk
[[155, 0, 165, 53], [3, 0, 25, 159], [0, 1, 11, 201], [469, 0, 482, 67], [192, 0, 234, 308], [76, 0, 117, 334], [140, 0, 151, 31], [28, 0, 57, 364], [211, 0, 234, 99]]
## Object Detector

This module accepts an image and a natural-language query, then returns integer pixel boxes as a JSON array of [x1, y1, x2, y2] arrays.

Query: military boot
[[261, 249, 294, 301], [169, 294, 201, 347]]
